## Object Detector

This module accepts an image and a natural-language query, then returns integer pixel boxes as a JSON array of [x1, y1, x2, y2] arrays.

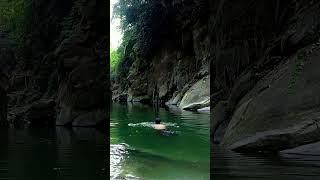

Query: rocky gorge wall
[[0, 0, 109, 127], [210, 0, 320, 153], [0, 45, 13, 125], [112, 0, 211, 112], [112, 0, 320, 153], [2, 0, 319, 153]]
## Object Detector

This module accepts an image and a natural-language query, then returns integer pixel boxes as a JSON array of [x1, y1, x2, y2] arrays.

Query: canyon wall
[[112, 0, 211, 112], [3, 0, 109, 127], [210, 0, 320, 152]]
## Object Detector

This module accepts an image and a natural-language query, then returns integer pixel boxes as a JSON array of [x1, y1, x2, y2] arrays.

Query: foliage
[[110, 48, 122, 75], [113, 0, 169, 57], [0, 0, 32, 41], [109, 0, 170, 86]]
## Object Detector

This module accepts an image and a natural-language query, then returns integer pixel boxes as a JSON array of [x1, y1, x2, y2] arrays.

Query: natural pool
[[0, 127, 108, 180], [212, 144, 320, 180], [110, 103, 210, 180]]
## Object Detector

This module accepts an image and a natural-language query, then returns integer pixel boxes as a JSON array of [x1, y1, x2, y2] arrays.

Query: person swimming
[[153, 118, 178, 136], [153, 117, 166, 130]]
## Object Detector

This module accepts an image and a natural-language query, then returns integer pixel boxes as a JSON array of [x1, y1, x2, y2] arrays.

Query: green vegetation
[[113, 0, 168, 56], [110, 44, 133, 88], [0, 0, 32, 40], [110, 48, 122, 75], [110, 0, 169, 79]]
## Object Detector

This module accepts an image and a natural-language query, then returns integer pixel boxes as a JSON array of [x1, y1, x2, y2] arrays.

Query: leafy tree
[[110, 48, 122, 75], [110, 0, 170, 85], [113, 0, 169, 58]]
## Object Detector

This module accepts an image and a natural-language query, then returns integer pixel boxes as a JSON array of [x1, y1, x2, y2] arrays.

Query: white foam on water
[[124, 174, 140, 180], [110, 122, 119, 127], [128, 122, 179, 128]]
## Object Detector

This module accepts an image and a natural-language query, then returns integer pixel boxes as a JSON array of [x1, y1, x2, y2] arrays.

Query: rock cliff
[[210, 0, 320, 152], [1, 0, 109, 127], [112, 0, 210, 112]]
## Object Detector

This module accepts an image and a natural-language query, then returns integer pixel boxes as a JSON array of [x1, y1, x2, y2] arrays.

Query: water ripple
[[110, 144, 128, 180]]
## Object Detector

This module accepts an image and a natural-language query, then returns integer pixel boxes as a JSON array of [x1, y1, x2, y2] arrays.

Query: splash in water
[[128, 122, 180, 128]]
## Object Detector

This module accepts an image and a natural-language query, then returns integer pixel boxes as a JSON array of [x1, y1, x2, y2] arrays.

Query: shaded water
[[0, 127, 107, 180], [110, 103, 210, 180], [212, 144, 320, 180]]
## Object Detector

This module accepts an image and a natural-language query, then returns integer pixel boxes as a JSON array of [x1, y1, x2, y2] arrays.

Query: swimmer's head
[[155, 117, 161, 124]]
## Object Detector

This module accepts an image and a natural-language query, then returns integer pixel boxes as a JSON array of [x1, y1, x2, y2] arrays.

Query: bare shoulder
[[153, 124, 166, 130]]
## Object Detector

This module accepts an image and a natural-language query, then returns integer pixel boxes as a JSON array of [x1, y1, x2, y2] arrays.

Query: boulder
[[221, 46, 320, 152], [197, 106, 210, 113], [179, 75, 210, 110]]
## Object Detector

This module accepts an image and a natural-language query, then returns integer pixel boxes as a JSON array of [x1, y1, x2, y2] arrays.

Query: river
[[110, 103, 210, 180], [1, 103, 317, 180], [212, 144, 320, 180], [0, 127, 108, 179]]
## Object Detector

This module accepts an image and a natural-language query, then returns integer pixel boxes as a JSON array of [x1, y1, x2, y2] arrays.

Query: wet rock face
[[56, 62, 108, 127], [281, 141, 320, 156], [0, 43, 15, 123], [209, 0, 320, 152], [221, 46, 320, 152], [179, 75, 210, 110], [6, 0, 108, 127], [55, 0, 108, 127]]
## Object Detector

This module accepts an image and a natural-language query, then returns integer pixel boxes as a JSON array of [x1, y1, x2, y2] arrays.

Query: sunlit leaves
[[110, 48, 123, 75]]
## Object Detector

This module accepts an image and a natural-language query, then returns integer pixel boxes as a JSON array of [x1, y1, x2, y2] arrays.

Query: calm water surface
[[212, 144, 320, 180], [0, 127, 107, 180], [110, 103, 210, 180]]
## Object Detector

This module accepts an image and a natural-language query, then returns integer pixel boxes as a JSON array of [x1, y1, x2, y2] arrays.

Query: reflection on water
[[110, 103, 210, 180], [212, 144, 320, 180], [110, 144, 128, 179], [0, 127, 107, 180]]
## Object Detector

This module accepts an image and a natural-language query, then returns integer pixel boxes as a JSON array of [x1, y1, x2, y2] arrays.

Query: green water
[[110, 103, 210, 180], [0, 127, 108, 180]]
